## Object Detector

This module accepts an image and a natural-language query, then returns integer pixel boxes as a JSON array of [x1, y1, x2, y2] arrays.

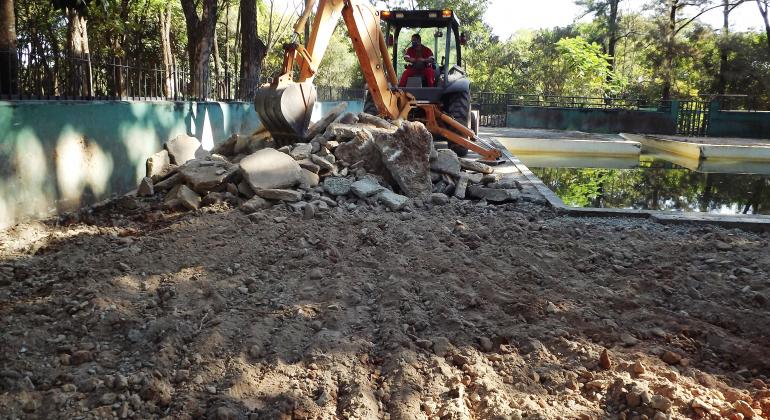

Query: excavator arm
[[255, 0, 502, 161]]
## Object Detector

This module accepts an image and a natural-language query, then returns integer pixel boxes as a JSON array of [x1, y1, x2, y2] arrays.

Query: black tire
[[363, 92, 378, 116], [444, 90, 471, 157]]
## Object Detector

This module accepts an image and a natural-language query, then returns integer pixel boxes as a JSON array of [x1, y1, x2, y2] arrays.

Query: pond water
[[519, 152, 770, 215]]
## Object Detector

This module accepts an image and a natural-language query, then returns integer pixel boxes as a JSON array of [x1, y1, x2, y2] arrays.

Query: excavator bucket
[[254, 81, 317, 147]]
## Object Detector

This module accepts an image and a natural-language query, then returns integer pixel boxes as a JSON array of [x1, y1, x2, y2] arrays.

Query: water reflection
[[518, 152, 770, 215]]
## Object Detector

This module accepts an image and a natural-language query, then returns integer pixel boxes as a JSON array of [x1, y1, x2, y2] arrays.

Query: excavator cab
[[372, 9, 476, 156]]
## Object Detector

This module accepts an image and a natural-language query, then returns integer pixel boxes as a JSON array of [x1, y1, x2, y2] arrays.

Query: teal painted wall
[[0, 99, 364, 228], [708, 109, 770, 139], [506, 106, 677, 134]]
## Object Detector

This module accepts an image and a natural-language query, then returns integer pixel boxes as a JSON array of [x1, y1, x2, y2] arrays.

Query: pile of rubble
[[136, 102, 522, 217]]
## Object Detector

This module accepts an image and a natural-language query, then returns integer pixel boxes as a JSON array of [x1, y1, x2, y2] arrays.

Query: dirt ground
[[1, 196, 769, 419]]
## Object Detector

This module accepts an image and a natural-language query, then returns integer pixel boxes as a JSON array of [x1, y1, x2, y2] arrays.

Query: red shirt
[[405, 45, 433, 61]]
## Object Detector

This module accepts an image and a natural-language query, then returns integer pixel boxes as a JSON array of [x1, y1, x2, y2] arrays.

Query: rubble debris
[[179, 159, 239, 194], [351, 178, 385, 198], [305, 102, 348, 139], [164, 184, 200, 210], [372, 121, 433, 197], [378, 190, 409, 211], [146, 150, 172, 180], [431, 149, 462, 177], [323, 177, 353, 196], [254, 189, 303, 202], [165, 134, 208, 164], [240, 148, 303, 190], [467, 185, 520, 203], [137, 177, 154, 197], [459, 157, 494, 174]]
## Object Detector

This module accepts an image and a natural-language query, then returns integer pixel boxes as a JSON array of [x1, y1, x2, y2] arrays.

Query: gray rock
[[297, 159, 321, 174], [240, 196, 271, 213], [311, 154, 335, 172], [325, 122, 378, 141], [350, 178, 385, 198], [237, 180, 255, 198], [255, 189, 303, 202], [467, 172, 484, 184], [239, 148, 303, 191], [338, 112, 359, 125], [430, 149, 461, 177], [165, 134, 207, 164], [467, 185, 520, 203], [323, 177, 352, 196], [290, 143, 312, 161], [459, 158, 494, 174], [306, 102, 348, 139], [430, 193, 450, 205], [299, 169, 320, 188], [303, 203, 315, 220], [454, 174, 469, 199], [372, 121, 433, 197], [146, 150, 172, 180], [233, 130, 273, 155], [210, 134, 238, 156], [163, 184, 200, 210], [650, 395, 672, 412], [334, 129, 391, 181], [481, 173, 500, 184], [377, 190, 409, 211], [432, 337, 451, 357], [138, 177, 155, 197], [179, 159, 239, 194], [489, 177, 520, 190], [357, 112, 396, 129]]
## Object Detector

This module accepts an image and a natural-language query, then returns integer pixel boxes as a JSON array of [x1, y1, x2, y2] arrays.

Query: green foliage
[[556, 36, 626, 95]]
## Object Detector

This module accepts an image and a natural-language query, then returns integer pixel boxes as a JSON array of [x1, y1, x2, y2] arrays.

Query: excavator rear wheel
[[444, 91, 471, 157]]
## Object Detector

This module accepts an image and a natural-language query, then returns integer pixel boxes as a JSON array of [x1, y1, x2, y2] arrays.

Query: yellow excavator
[[254, 0, 502, 161]]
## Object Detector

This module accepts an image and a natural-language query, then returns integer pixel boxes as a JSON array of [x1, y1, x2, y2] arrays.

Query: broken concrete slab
[[326, 123, 382, 141], [377, 190, 409, 211], [430, 149, 461, 178], [299, 169, 320, 188], [431, 193, 450, 205], [137, 177, 154, 197], [297, 159, 321, 174], [154, 173, 182, 192], [239, 148, 303, 191], [165, 134, 208, 165], [334, 130, 391, 180], [351, 178, 385, 198], [372, 121, 433, 197], [306, 102, 348, 140], [323, 177, 352, 196], [338, 112, 359, 125], [311, 154, 335, 172], [467, 185, 520, 203], [233, 130, 273, 155], [146, 150, 172, 181], [459, 158, 494, 174], [290, 143, 312, 161], [240, 196, 271, 213], [255, 189, 303, 202], [454, 174, 469, 199], [489, 177, 521, 190], [163, 184, 200, 210], [179, 159, 239, 194], [357, 113, 396, 130], [237, 180, 255, 198]]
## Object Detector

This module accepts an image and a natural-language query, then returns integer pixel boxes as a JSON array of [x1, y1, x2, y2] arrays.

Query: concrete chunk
[[459, 158, 494, 174], [306, 102, 348, 139], [351, 178, 385, 198], [467, 185, 520, 203], [146, 150, 172, 180], [240, 196, 271, 213], [179, 159, 239, 194], [299, 169, 320, 188], [164, 184, 200, 210], [430, 149, 461, 177], [357, 112, 396, 129], [137, 177, 154, 197], [377, 190, 409, 211], [323, 177, 352, 196], [239, 148, 303, 191], [165, 134, 207, 165], [290, 143, 312, 161], [454, 174, 469, 199], [255, 188, 303, 202], [372, 121, 433, 197]]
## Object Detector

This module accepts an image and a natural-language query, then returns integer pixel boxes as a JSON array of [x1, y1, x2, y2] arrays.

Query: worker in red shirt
[[399, 34, 436, 87]]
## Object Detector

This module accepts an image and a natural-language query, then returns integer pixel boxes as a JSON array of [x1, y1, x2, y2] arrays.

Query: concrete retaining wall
[[708, 110, 770, 139], [0, 99, 363, 229], [506, 106, 677, 135]]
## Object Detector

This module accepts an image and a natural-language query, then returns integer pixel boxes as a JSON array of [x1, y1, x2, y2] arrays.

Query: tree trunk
[[181, 0, 218, 100], [239, 0, 267, 100], [717, 0, 730, 95], [67, 9, 93, 97], [213, 27, 222, 99], [607, 0, 619, 73], [662, 0, 678, 100], [758, 0, 770, 52], [160, 4, 174, 98], [0, 0, 17, 95]]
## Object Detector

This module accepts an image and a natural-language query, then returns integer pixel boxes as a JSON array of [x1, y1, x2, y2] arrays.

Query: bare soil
[[1, 198, 769, 419]]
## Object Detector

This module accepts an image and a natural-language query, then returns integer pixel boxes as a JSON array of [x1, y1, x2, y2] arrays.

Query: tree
[[0, 0, 16, 95], [757, 0, 770, 51], [52, 0, 103, 96], [239, 0, 267, 99], [159, 3, 174, 98], [577, 0, 623, 82], [181, 0, 218, 99], [716, 0, 744, 94]]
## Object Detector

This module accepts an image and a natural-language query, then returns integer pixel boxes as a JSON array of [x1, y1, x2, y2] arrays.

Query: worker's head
[[411, 34, 421, 48]]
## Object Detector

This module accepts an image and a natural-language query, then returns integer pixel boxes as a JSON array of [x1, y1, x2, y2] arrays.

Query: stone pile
[[135, 103, 522, 217]]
